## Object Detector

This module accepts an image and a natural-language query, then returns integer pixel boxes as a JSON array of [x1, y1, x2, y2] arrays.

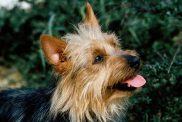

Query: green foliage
[[0, 0, 182, 121]]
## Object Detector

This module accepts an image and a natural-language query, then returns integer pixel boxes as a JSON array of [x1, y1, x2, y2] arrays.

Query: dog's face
[[64, 31, 143, 100], [40, 3, 146, 122]]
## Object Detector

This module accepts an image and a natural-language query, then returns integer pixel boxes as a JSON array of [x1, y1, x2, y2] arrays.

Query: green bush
[[0, 0, 182, 121]]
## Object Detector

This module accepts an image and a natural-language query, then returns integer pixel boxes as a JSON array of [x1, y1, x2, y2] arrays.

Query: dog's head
[[40, 3, 146, 122]]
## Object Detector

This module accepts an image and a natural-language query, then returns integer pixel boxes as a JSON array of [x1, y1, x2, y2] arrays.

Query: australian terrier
[[0, 3, 146, 122]]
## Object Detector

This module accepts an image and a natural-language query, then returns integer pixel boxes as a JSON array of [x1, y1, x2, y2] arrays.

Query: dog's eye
[[94, 55, 104, 64]]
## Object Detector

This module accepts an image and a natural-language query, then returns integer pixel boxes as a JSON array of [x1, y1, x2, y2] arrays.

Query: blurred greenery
[[0, 0, 182, 121]]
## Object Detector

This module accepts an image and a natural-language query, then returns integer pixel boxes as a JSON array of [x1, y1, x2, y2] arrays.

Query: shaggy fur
[[0, 3, 145, 122]]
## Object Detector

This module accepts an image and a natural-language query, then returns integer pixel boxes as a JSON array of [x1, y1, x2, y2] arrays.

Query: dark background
[[0, 0, 182, 121]]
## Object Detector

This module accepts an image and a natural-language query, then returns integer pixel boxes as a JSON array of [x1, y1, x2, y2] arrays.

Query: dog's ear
[[40, 35, 67, 65], [40, 35, 71, 74], [84, 2, 99, 27]]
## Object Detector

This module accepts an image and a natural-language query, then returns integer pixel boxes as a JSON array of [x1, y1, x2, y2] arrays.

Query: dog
[[0, 3, 146, 122]]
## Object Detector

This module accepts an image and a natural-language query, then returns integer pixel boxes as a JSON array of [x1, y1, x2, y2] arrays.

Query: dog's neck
[[49, 76, 128, 122]]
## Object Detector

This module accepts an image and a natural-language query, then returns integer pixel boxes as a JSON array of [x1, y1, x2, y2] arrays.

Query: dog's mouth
[[111, 83, 137, 91], [108, 75, 146, 91]]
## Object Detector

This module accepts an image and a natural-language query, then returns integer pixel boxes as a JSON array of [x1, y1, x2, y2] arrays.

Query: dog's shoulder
[[0, 87, 55, 122]]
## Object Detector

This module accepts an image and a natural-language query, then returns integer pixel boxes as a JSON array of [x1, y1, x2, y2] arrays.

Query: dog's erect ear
[[84, 2, 99, 27], [40, 35, 67, 65]]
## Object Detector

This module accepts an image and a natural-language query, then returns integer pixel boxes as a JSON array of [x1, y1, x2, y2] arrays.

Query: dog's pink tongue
[[124, 75, 146, 88]]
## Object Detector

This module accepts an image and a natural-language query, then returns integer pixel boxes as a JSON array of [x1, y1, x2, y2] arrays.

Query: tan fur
[[40, 3, 140, 122], [84, 2, 99, 27]]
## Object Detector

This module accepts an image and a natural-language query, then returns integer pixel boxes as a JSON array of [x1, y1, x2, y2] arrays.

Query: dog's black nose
[[123, 55, 140, 69]]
